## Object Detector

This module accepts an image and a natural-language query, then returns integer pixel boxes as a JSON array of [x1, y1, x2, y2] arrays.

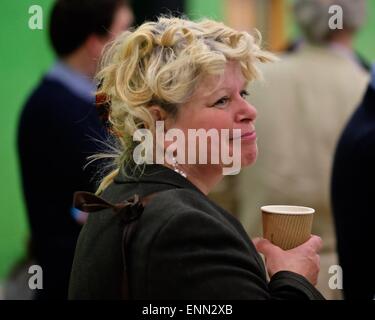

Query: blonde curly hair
[[95, 16, 274, 193]]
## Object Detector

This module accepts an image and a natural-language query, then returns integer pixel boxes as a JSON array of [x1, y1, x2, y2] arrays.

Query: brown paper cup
[[261, 205, 314, 250]]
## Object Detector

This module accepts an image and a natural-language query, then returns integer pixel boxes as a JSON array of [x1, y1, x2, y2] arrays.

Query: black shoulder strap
[[73, 191, 161, 299]]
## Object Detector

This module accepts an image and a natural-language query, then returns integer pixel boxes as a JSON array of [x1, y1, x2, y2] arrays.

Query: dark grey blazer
[[69, 164, 324, 300]]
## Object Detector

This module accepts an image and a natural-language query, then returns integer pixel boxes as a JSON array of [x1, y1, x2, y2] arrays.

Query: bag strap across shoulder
[[73, 190, 161, 299], [73, 191, 158, 219]]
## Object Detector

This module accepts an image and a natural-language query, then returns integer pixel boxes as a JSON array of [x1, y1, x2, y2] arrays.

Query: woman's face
[[166, 61, 258, 172]]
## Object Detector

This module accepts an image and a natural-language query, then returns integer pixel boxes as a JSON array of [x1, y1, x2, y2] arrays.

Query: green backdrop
[[0, 0, 54, 280], [355, 4, 375, 61], [0, 0, 373, 281]]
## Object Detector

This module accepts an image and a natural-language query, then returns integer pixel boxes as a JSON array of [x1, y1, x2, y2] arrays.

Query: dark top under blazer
[[69, 164, 324, 300]]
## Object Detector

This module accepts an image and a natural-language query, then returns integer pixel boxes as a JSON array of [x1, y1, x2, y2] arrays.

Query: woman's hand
[[253, 235, 322, 286]]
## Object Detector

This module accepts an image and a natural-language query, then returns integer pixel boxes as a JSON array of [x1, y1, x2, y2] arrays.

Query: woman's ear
[[148, 105, 168, 121]]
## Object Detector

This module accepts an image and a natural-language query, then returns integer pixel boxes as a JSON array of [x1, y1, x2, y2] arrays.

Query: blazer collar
[[114, 163, 204, 195]]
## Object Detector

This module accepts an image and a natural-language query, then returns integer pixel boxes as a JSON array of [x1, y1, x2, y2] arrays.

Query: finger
[[252, 237, 276, 255], [307, 235, 323, 253]]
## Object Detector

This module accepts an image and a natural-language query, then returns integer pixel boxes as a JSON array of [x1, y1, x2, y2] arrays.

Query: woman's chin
[[241, 148, 258, 168]]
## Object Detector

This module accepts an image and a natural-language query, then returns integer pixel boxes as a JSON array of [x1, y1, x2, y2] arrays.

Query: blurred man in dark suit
[[331, 65, 374, 299], [17, 0, 133, 299]]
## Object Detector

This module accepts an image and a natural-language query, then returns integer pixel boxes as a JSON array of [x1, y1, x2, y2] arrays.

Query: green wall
[[356, 2, 375, 62], [0, 0, 54, 279], [186, 0, 223, 20]]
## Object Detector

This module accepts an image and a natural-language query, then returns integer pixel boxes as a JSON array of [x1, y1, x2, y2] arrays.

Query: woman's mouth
[[230, 130, 257, 141], [240, 131, 256, 141]]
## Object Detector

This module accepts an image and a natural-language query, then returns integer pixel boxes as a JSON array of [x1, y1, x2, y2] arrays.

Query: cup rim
[[261, 205, 315, 215]]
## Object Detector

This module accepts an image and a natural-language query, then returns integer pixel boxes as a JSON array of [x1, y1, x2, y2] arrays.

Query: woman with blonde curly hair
[[68, 16, 324, 300]]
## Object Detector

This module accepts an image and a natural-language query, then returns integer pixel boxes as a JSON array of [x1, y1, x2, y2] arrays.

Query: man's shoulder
[[22, 77, 89, 113], [336, 112, 375, 164], [27, 77, 69, 101], [341, 89, 375, 145], [20, 77, 98, 133]]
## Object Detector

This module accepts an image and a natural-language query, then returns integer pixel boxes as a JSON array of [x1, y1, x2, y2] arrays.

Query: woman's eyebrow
[[210, 83, 248, 96], [201, 78, 247, 98]]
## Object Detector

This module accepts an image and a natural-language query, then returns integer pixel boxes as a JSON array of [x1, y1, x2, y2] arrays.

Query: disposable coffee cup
[[261, 205, 314, 250]]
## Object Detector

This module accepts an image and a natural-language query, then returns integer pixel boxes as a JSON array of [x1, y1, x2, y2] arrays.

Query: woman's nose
[[235, 99, 257, 123]]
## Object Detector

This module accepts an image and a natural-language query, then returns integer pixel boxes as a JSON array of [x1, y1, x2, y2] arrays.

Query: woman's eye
[[240, 90, 250, 98], [213, 97, 229, 107]]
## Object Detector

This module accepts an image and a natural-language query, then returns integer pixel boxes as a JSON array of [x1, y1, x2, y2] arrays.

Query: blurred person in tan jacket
[[237, 0, 369, 299]]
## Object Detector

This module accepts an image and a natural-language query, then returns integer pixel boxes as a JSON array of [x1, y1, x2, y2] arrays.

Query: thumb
[[252, 237, 275, 255], [252, 237, 263, 248]]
